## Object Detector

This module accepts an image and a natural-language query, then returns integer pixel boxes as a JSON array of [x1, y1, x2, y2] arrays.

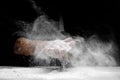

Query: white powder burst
[[17, 15, 118, 67]]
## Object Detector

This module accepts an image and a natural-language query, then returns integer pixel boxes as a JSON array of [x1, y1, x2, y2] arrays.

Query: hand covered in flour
[[35, 37, 76, 63]]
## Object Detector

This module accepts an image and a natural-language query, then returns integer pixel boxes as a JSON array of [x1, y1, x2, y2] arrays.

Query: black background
[[0, 0, 120, 66]]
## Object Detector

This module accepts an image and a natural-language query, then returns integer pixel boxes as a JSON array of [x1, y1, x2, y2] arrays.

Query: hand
[[37, 37, 75, 62]]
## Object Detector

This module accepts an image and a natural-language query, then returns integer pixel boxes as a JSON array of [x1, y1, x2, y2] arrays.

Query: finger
[[54, 49, 60, 58], [64, 37, 73, 42]]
